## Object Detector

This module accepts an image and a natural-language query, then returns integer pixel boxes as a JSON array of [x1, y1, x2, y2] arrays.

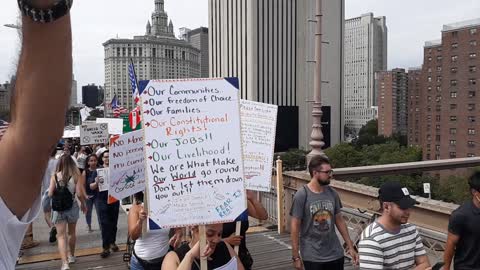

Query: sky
[[1, 0, 479, 103]]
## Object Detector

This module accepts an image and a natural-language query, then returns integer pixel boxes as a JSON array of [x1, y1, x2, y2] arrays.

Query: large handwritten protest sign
[[240, 100, 278, 192], [141, 78, 246, 228], [109, 130, 146, 201], [96, 168, 109, 192], [80, 123, 109, 145]]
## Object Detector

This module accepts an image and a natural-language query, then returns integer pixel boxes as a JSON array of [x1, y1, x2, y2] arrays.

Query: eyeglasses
[[316, 170, 333, 175]]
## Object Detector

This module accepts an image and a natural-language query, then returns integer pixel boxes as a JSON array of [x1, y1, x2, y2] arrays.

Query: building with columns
[[103, 0, 201, 113]]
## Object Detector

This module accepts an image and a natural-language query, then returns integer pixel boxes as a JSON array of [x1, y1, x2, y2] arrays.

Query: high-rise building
[[70, 74, 78, 106], [178, 27, 191, 40], [209, 0, 344, 150], [344, 13, 387, 135], [376, 68, 408, 137], [104, 0, 201, 113], [82, 84, 100, 108], [407, 67, 422, 147], [187, 27, 209, 78], [421, 19, 480, 160]]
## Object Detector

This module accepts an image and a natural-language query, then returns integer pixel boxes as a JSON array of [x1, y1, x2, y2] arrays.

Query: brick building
[[407, 68, 422, 147]]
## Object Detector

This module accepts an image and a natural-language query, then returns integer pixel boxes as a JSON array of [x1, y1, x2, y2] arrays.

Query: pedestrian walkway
[[17, 229, 355, 269]]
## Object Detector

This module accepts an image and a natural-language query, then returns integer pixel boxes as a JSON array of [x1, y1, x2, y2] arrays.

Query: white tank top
[[134, 228, 170, 260]]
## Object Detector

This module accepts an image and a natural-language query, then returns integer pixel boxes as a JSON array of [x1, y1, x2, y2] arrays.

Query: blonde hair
[[56, 154, 81, 184]]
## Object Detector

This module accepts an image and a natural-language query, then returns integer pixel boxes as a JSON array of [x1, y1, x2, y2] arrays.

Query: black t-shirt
[[175, 241, 232, 270], [222, 221, 249, 252], [448, 200, 480, 270]]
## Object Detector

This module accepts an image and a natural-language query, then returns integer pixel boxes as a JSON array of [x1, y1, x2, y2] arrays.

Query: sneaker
[[61, 262, 70, 270], [67, 255, 75, 264], [49, 227, 57, 243], [100, 249, 110, 258], [110, 243, 119, 252]]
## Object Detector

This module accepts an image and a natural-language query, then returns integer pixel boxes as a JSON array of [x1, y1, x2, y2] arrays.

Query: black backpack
[[51, 174, 74, 212]]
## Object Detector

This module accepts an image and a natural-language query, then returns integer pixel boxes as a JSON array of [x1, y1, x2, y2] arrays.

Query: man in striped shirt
[[358, 182, 432, 270]]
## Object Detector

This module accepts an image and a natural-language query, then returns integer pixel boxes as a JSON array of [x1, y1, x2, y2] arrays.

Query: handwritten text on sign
[[96, 168, 110, 192], [142, 78, 246, 228], [80, 123, 109, 145], [109, 130, 146, 201], [240, 100, 278, 192]]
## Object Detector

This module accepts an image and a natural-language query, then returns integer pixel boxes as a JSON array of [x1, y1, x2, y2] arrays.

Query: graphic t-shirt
[[290, 185, 344, 262]]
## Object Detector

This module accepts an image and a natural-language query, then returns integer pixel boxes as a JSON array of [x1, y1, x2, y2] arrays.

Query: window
[[436, 105, 441, 111], [469, 91, 476, 98], [437, 76, 442, 83], [427, 67, 432, 73], [468, 153, 476, 157], [452, 31, 459, 38], [471, 28, 478, 35], [436, 145, 441, 151], [436, 135, 441, 142], [468, 141, 475, 147], [471, 40, 478, 46], [427, 96, 432, 101], [427, 115, 432, 121], [468, 104, 476, 111], [451, 67, 458, 73], [437, 66, 442, 72], [436, 95, 442, 102], [450, 104, 458, 110], [450, 128, 457, 135], [451, 55, 458, 62], [451, 80, 458, 86], [450, 116, 457, 121], [436, 125, 441, 131], [468, 116, 476, 122], [470, 53, 477, 59], [426, 154, 431, 160], [450, 140, 456, 146], [437, 56, 443, 61], [428, 86, 432, 91], [451, 43, 458, 49], [469, 128, 476, 135], [450, 152, 457, 158], [428, 76, 432, 82], [436, 115, 441, 121], [450, 92, 457, 98], [436, 86, 441, 92], [470, 66, 477, 72], [435, 154, 440, 160], [469, 79, 477, 85], [428, 56, 432, 61]]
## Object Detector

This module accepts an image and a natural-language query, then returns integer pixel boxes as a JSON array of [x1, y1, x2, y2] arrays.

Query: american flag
[[0, 120, 9, 141], [111, 95, 128, 118], [128, 60, 140, 105]]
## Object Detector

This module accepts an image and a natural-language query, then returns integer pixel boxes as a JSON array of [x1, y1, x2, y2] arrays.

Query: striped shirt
[[358, 221, 426, 270]]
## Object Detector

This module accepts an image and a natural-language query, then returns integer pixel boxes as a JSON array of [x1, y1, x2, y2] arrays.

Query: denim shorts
[[51, 201, 80, 224]]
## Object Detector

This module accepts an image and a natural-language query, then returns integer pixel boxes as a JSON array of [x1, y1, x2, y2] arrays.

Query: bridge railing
[[258, 157, 480, 263]]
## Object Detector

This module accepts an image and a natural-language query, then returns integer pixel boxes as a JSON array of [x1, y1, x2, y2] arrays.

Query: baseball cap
[[379, 182, 419, 210]]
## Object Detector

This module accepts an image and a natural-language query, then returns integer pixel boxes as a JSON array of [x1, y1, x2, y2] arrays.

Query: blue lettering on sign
[[215, 198, 233, 218]]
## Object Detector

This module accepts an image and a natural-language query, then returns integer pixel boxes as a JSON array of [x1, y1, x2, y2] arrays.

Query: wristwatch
[[17, 0, 73, 23], [292, 256, 301, 262]]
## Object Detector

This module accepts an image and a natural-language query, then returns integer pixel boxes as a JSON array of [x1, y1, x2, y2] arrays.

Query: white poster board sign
[[96, 118, 124, 135], [240, 100, 278, 192], [423, 183, 431, 194], [80, 123, 109, 145], [109, 130, 146, 201], [142, 78, 246, 228], [97, 168, 110, 192]]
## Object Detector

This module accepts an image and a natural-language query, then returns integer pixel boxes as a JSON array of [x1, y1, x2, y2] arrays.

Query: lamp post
[[306, 0, 326, 166]]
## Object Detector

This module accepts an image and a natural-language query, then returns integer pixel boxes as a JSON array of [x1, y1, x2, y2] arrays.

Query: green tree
[[353, 119, 387, 147], [324, 143, 363, 168]]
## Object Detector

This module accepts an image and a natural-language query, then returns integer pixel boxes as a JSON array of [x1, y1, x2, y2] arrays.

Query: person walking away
[[48, 155, 87, 270], [76, 146, 87, 173]]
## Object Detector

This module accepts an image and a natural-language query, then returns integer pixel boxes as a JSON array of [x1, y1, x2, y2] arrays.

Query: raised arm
[[0, 0, 72, 218]]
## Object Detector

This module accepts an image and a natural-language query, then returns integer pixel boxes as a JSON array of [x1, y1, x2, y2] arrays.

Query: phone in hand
[[432, 262, 445, 270]]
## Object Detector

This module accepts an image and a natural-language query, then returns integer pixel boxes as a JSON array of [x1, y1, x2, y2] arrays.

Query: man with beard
[[290, 156, 358, 270], [358, 182, 431, 270]]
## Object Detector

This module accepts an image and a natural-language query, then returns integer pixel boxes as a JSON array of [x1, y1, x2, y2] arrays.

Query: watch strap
[[17, 0, 73, 23]]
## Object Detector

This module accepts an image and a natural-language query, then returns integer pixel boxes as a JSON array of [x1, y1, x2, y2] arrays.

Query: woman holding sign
[[91, 151, 121, 258], [222, 190, 268, 270], [128, 192, 182, 270], [82, 154, 99, 233], [162, 223, 245, 270]]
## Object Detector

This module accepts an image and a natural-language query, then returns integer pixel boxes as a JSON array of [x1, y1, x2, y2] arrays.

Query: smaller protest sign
[[97, 168, 109, 192], [80, 123, 109, 145], [96, 118, 124, 135]]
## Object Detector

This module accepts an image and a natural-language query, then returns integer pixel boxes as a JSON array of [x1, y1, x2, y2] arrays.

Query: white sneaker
[[67, 255, 75, 264], [61, 262, 70, 270]]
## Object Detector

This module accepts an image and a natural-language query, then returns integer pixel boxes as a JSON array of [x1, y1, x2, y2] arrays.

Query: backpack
[[51, 174, 74, 212]]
